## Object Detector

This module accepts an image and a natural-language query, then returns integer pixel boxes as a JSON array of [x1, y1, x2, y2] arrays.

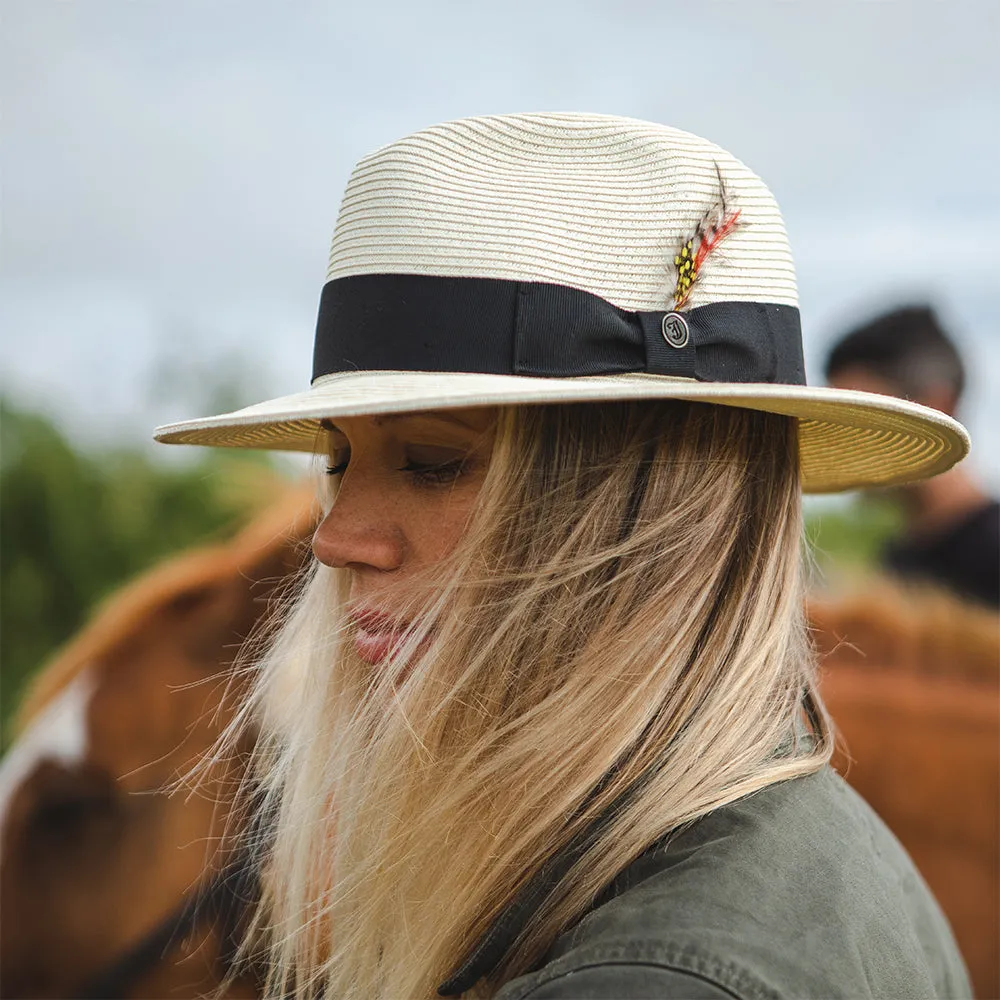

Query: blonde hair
[[232, 399, 831, 999]]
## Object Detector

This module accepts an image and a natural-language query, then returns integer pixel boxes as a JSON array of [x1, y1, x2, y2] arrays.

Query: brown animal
[[3, 487, 997, 998], [0, 487, 315, 1000], [813, 584, 999, 1000]]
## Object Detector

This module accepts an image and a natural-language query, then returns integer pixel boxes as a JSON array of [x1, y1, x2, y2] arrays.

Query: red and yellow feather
[[672, 166, 741, 311]]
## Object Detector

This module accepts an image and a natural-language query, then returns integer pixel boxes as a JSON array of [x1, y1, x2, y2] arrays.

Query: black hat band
[[312, 274, 806, 387]]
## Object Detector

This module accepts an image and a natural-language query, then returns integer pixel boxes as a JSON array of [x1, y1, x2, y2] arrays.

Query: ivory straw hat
[[154, 112, 969, 493]]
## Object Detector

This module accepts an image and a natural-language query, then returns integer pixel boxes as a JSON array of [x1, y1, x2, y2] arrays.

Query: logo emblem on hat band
[[661, 312, 690, 349]]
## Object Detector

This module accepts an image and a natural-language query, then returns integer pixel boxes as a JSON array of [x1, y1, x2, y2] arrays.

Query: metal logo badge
[[661, 312, 690, 349]]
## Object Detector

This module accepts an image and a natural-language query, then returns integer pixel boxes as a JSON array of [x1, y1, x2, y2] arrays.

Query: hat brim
[[153, 370, 969, 494]]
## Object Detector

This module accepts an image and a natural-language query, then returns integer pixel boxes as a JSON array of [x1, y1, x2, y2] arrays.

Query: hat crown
[[327, 112, 797, 312]]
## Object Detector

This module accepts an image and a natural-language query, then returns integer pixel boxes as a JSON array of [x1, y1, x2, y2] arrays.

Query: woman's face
[[312, 407, 496, 664]]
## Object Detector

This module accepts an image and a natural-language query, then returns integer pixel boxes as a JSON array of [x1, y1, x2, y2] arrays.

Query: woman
[[157, 114, 972, 999]]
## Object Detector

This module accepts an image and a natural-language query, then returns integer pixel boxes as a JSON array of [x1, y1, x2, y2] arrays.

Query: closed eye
[[399, 457, 467, 486], [325, 446, 351, 476], [324, 443, 473, 486]]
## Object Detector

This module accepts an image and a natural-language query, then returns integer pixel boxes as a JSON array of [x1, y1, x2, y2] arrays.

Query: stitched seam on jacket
[[514, 960, 745, 999], [501, 941, 781, 1000]]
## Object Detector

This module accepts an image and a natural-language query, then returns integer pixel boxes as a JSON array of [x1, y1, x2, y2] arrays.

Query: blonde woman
[[157, 114, 972, 999]]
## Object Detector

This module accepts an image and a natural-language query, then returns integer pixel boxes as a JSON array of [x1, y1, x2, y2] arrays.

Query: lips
[[348, 609, 411, 666]]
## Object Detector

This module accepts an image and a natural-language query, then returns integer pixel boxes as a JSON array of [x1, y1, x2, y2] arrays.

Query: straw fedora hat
[[154, 112, 968, 493]]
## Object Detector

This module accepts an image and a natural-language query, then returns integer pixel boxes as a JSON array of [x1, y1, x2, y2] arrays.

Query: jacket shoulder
[[497, 769, 971, 1000]]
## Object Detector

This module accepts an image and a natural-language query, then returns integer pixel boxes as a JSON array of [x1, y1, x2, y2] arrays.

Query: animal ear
[[172, 562, 299, 671], [230, 486, 319, 584], [163, 488, 317, 668], [164, 582, 221, 618]]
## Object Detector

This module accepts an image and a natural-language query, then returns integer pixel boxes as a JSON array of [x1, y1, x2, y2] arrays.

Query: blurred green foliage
[[805, 495, 905, 581], [0, 399, 287, 744]]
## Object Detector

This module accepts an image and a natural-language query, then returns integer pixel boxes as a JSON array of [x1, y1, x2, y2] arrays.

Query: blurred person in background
[[826, 306, 999, 608]]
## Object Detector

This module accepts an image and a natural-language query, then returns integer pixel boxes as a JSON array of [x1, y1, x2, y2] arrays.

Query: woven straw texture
[[155, 371, 968, 494], [328, 113, 796, 311]]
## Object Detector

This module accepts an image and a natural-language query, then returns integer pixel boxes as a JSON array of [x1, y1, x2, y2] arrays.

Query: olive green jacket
[[465, 768, 969, 999]]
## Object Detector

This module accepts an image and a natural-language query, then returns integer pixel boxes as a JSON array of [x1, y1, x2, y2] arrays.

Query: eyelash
[[324, 457, 467, 486]]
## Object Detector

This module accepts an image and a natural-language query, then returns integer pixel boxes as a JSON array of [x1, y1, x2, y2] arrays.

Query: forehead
[[324, 408, 496, 435]]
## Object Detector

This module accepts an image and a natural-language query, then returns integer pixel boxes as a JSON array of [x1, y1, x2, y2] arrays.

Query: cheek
[[407, 490, 479, 566]]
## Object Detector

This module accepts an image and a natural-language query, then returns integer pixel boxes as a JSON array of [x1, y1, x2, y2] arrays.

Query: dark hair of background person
[[824, 306, 966, 409], [824, 304, 999, 610]]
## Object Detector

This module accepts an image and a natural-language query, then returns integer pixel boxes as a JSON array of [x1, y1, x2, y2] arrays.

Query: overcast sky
[[3, 0, 998, 487]]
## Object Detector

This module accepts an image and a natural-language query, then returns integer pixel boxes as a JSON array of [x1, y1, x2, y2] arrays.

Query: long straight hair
[[230, 399, 831, 999]]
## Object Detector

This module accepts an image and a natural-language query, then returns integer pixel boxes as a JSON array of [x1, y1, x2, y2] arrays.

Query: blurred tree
[[0, 398, 289, 745]]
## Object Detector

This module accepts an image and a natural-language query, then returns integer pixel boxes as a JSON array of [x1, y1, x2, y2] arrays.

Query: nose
[[312, 477, 406, 572]]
